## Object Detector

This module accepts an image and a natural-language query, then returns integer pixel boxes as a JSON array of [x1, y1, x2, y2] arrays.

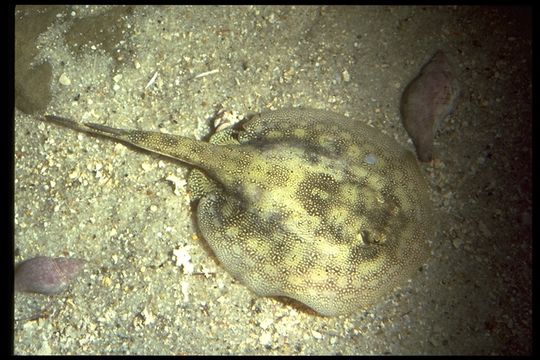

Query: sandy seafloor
[[14, 5, 531, 355]]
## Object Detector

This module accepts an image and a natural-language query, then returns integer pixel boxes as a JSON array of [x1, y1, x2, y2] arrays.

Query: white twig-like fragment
[[181, 281, 190, 303], [145, 71, 159, 89], [193, 69, 219, 79]]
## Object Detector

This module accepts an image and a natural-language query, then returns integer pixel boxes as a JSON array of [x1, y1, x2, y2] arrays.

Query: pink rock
[[15, 256, 85, 295], [401, 50, 460, 162]]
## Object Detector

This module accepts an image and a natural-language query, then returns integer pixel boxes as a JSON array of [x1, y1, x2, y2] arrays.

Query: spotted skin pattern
[[42, 108, 433, 316]]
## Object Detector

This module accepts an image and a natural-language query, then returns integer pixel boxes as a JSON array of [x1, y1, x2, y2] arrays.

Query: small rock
[[478, 221, 492, 237], [259, 318, 274, 330], [452, 237, 463, 248], [102, 276, 112, 287], [311, 330, 323, 340], [259, 331, 272, 347], [141, 162, 153, 172], [342, 69, 351, 82], [142, 307, 155, 326], [59, 73, 71, 86]]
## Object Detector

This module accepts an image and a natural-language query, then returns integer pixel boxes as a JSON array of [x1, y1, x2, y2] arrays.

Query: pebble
[[259, 318, 274, 330], [102, 276, 112, 287], [181, 281, 190, 302], [59, 73, 71, 86], [342, 69, 350, 82], [259, 331, 273, 347], [142, 307, 156, 326], [452, 237, 463, 248], [141, 162, 154, 172], [478, 221, 492, 237]]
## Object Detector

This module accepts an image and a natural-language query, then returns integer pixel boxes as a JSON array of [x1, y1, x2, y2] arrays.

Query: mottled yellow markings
[[41, 108, 432, 317], [327, 207, 347, 224], [282, 246, 303, 268], [314, 123, 326, 133], [287, 273, 306, 288], [225, 223, 241, 234], [262, 263, 279, 280], [266, 130, 283, 140], [346, 144, 361, 158], [246, 236, 272, 257], [293, 128, 306, 138], [340, 132, 352, 142], [349, 164, 369, 178], [366, 174, 386, 193], [360, 186, 379, 209], [339, 183, 359, 203], [315, 239, 349, 260], [309, 268, 328, 284], [336, 276, 350, 290], [318, 134, 336, 148]]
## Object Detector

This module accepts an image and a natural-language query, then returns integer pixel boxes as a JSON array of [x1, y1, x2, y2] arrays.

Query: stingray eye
[[364, 153, 377, 165]]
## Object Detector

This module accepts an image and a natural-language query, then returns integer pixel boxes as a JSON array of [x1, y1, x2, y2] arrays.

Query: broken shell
[[400, 50, 460, 162], [14, 256, 85, 295]]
